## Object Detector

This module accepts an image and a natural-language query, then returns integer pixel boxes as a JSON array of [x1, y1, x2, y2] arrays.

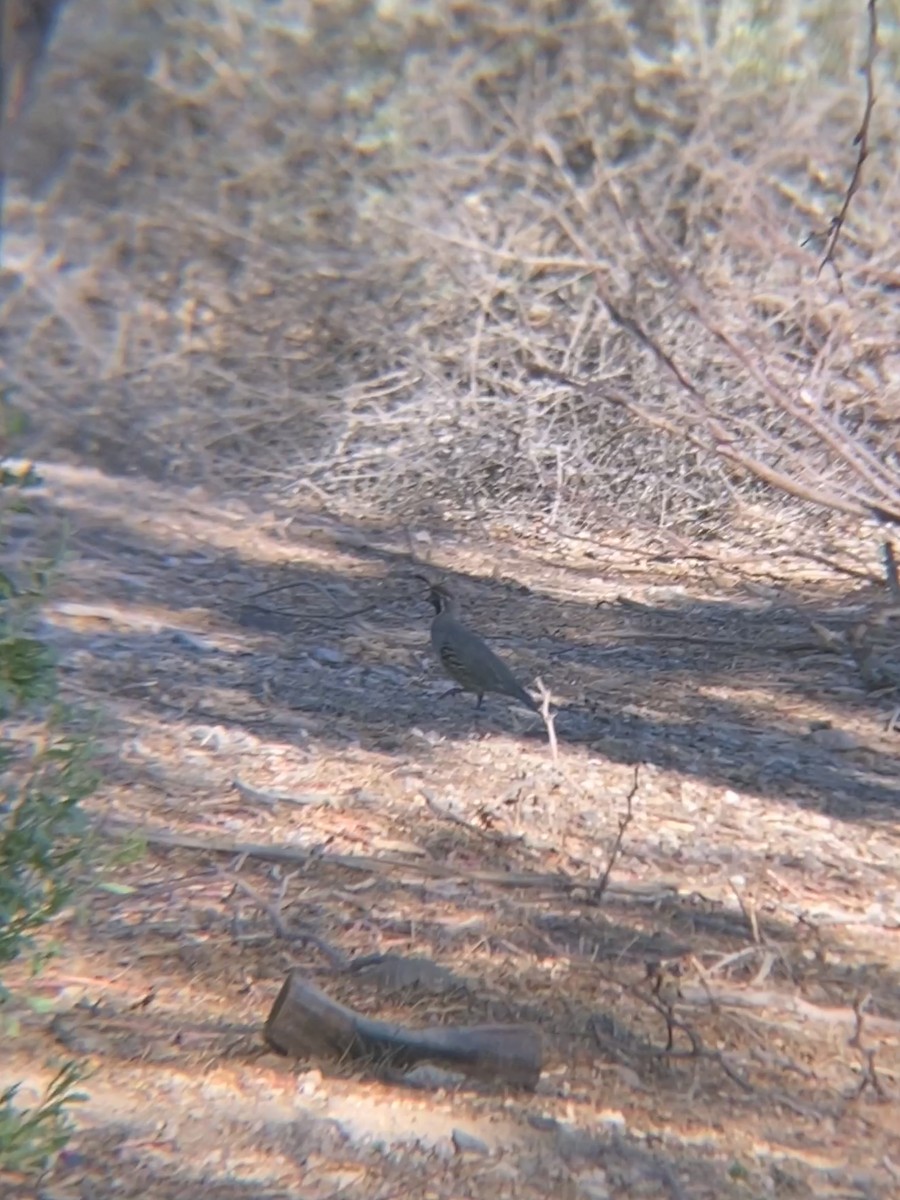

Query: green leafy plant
[[0, 724, 97, 987], [0, 1064, 87, 1174], [1, 441, 97, 1172], [0, 455, 89, 981]]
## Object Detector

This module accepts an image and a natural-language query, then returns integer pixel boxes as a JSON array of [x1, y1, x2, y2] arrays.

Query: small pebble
[[311, 646, 346, 666], [452, 1128, 490, 1156]]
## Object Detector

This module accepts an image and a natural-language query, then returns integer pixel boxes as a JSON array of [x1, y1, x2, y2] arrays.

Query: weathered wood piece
[[264, 969, 542, 1090]]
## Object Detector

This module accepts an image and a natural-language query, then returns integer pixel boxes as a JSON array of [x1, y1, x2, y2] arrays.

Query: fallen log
[[264, 970, 542, 1090]]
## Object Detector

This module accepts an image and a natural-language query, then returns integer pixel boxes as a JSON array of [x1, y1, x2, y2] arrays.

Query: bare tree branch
[[818, 0, 880, 278]]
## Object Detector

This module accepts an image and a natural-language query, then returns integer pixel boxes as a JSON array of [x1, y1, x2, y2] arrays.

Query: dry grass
[[2, 0, 898, 533]]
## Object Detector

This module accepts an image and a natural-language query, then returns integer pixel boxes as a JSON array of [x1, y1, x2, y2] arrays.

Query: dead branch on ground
[[224, 875, 348, 969], [422, 788, 524, 846], [107, 820, 677, 900]]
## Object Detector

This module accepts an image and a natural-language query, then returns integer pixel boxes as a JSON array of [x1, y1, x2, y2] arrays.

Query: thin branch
[[640, 988, 757, 1094], [421, 789, 524, 846], [106, 820, 678, 899], [232, 779, 335, 809], [728, 880, 761, 945], [677, 983, 900, 1038], [881, 541, 900, 601], [592, 765, 639, 902], [623, 214, 900, 521], [224, 875, 348, 969], [533, 674, 558, 761], [844, 993, 889, 1101], [818, 0, 879, 277]]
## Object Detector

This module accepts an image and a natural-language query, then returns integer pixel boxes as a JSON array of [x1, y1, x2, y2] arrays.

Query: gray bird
[[417, 578, 538, 712]]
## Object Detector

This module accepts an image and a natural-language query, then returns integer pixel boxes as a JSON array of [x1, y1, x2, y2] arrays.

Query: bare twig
[[678, 983, 900, 1037], [615, 216, 900, 525], [604, 985, 833, 1116], [639, 988, 756, 1093], [882, 541, 900, 602], [533, 675, 558, 761], [728, 880, 761, 945], [421, 789, 523, 846], [844, 993, 889, 1101], [701, 946, 777, 986], [232, 779, 335, 809], [818, 0, 879, 278], [532, 350, 900, 527], [224, 875, 348, 969], [592, 765, 639, 902]]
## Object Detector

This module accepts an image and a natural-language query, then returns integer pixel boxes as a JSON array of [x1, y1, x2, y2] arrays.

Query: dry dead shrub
[[1, 0, 898, 536]]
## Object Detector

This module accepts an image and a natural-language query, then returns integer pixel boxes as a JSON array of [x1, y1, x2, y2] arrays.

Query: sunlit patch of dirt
[[4, 460, 898, 1200]]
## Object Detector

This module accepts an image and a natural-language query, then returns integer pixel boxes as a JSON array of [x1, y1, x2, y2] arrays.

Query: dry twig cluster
[[0, 1, 896, 544]]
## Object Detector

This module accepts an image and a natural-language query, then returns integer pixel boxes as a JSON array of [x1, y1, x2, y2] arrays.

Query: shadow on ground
[[2, 428, 896, 1199], [16, 460, 898, 827]]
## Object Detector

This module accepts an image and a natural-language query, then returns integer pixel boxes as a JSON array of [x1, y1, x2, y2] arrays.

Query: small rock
[[452, 1128, 490, 1156], [808, 727, 860, 752], [576, 1168, 610, 1200], [805, 812, 833, 830], [311, 646, 346, 666], [295, 1068, 323, 1097], [527, 1114, 559, 1133], [171, 630, 217, 654], [485, 1162, 520, 1183], [864, 902, 900, 928]]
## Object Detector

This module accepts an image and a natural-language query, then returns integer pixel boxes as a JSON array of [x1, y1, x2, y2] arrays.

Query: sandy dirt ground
[[2, 3, 899, 1196], [2, 459, 899, 1199]]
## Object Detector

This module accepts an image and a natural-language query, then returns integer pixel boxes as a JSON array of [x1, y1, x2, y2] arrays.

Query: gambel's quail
[[417, 578, 538, 712]]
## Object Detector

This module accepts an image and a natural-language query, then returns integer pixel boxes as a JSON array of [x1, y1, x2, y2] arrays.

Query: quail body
[[421, 582, 538, 712]]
